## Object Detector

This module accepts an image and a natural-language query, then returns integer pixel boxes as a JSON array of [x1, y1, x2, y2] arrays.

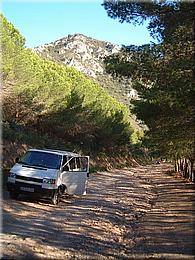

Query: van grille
[[15, 175, 43, 183]]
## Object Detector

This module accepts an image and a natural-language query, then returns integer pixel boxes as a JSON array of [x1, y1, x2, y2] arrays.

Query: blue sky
[[2, 1, 155, 48]]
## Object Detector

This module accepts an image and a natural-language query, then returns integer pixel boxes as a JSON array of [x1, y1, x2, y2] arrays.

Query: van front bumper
[[7, 181, 56, 198]]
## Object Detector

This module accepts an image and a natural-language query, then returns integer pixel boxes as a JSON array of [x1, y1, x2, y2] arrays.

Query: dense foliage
[[1, 14, 139, 157], [103, 1, 194, 180]]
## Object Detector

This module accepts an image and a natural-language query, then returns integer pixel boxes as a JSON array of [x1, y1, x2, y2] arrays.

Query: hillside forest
[[1, 14, 142, 171], [103, 1, 194, 181]]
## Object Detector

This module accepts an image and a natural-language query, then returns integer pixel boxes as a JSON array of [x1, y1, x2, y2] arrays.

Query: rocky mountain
[[34, 33, 137, 105]]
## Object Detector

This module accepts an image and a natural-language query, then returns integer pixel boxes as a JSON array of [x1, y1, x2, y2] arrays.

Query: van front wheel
[[51, 190, 59, 205]]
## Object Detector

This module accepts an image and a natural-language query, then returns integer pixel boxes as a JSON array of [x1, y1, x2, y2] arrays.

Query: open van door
[[61, 156, 89, 195]]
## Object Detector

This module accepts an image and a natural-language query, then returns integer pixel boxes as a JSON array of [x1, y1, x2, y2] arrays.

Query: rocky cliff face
[[34, 33, 137, 105], [34, 33, 121, 78]]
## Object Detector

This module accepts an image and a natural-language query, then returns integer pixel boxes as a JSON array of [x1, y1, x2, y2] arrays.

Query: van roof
[[29, 148, 79, 157]]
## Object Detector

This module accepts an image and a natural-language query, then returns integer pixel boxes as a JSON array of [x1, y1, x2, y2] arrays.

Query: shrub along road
[[2, 164, 195, 259]]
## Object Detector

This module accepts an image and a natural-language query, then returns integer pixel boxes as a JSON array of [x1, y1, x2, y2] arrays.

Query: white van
[[7, 149, 89, 204]]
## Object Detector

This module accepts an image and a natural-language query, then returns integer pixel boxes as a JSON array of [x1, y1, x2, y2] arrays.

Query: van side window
[[62, 157, 88, 172], [80, 157, 88, 172], [75, 157, 81, 170], [69, 158, 76, 171], [62, 156, 69, 171], [62, 156, 67, 166]]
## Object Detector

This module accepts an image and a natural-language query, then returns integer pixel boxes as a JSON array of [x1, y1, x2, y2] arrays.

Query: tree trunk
[[183, 158, 189, 179], [180, 158, 184, 172], [174, 160, 177, 172]]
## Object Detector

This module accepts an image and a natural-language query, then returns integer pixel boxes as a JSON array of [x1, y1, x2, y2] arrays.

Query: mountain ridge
[[34, 33, 121, 78], [34, 33, 138, 105]]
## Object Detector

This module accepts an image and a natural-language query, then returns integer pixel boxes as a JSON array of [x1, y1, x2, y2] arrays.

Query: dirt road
[[1, 164, 195, 259]]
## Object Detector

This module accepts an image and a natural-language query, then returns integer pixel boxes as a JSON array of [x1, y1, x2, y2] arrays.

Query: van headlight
[[43, 178, 56, 184], [9, 172, 16, 178], [8, 172, 16, 183]]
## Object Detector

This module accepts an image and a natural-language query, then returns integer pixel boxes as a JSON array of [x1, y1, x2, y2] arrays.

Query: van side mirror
[[15, 157, 19, 163]]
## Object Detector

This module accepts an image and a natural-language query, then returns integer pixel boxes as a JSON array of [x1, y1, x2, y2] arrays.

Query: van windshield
[[18, 151, 62, 169]]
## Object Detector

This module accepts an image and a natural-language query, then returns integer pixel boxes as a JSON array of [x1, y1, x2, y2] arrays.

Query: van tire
[[10, 191, 19, 200], [51, 190, 59, 205], [59, 185, 66, 196]]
